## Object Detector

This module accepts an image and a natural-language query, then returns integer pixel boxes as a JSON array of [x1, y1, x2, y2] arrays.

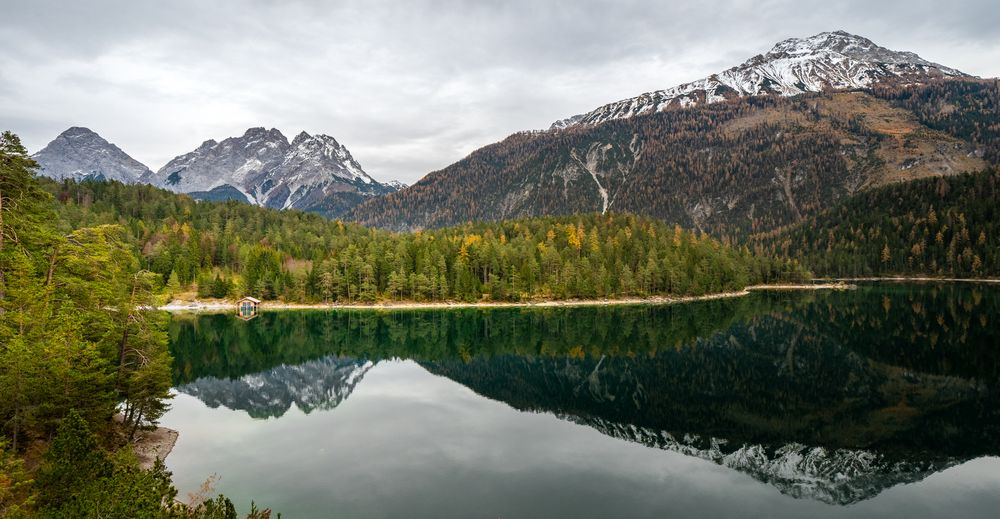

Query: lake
[[160, 282, 1000, 518]]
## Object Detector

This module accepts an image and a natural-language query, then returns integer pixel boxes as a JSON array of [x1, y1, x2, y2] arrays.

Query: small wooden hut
[[237, 296, 261, 320]]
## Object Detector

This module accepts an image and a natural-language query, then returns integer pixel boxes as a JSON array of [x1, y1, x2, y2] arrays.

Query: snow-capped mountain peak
[[31, 127, 152, 183], [552, 30, 971, 129], [147, 127, 399, 217]]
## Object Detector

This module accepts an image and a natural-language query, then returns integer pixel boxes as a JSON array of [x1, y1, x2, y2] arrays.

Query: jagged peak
[[291, 131, 313, 147], [150, 125, 390, 213], [312, 133, 341, 146], [196, 138, 218, 150], [241, 126, 287, 142]]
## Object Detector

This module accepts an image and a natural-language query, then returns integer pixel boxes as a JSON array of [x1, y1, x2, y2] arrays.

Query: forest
[[49, 178, 807, 304], [0, 132, 272, 517], [758, 168, 1000, 277], [1, 129, 808, 516], [872, 79, 1000, 164]]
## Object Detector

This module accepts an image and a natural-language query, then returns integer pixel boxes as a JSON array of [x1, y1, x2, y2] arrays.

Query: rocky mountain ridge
[[551, 30, 970, 129], [347, 30, 994, 234], [32, 126, 402, 218]]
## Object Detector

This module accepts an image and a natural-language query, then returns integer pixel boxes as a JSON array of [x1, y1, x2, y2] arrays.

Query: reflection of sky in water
[[162, 360, 1000, 519]]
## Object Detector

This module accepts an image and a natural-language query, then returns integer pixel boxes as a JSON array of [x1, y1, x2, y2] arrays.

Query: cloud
[[2, 0, 998, 183]]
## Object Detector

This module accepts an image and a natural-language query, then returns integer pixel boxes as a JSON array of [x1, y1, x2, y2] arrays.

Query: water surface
[[161, 283, 1000, 518]]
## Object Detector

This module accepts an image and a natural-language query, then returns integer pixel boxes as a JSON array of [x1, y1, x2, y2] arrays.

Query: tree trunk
[[44, 247, 59, 287], [128, 407, 144, 442], [116, 277, 140, 380], [11, 405, 18, 452], [0, 185, 6, 314]]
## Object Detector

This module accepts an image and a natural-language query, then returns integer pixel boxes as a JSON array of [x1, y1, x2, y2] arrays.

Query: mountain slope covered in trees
[[756, 168, 1000, 277], [349, 81, 995, 237]]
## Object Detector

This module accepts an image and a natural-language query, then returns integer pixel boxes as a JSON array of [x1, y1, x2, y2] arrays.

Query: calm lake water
[[160, 283, 1000, 518]]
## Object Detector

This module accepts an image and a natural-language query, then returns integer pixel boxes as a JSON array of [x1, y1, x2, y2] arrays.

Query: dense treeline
[[757, 169, 1000, 277], [0, 132, 271, 517], [50, 178, 808, 303], [873, 79, 1000, 164]]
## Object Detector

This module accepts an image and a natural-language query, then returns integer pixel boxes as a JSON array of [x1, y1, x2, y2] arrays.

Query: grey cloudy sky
[[2, 0, 998, 184]]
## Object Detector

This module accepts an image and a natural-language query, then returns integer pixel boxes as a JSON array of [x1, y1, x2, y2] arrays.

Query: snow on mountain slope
[[31, 127, 152, 183], [147, 127, 287, 203], [147, 127, 398, 216], [552, 30, 972, 129], [578, 418, 958, 506], [176, 356, 375, 419]]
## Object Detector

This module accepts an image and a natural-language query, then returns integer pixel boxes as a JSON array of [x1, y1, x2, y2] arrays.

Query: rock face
[[552, 30, 970, 129], [31, 127, 152, 183], [146, 128, 399, 217]]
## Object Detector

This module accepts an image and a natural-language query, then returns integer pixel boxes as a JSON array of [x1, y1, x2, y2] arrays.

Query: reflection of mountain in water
[[576, 419, 952, 505], [420, 315, 998, 505], [177, 356, 373, 419], [168, 283, 1000, 504]]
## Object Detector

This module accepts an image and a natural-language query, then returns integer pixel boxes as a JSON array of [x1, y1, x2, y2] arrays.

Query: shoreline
[[158, 283, 850, 313], [825, 276, 1000, 284], [133, 425, 178, 470]]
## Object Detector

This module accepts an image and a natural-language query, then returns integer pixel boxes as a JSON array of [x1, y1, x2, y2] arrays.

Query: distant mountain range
[[31, 127, 404, 218], [31, 31, 997, 232], [347, 31, 997, 235]]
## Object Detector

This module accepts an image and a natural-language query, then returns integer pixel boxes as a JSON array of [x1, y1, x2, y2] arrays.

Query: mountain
[[552, 31, 970, 129], [31, 127, 152, 183], [146, 127, 399, 217], [177, 356, 374, 419], [348, 32, 994, 236]]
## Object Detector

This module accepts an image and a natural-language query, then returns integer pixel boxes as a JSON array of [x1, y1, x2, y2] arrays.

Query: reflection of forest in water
[[168, 283, 1000, 505]]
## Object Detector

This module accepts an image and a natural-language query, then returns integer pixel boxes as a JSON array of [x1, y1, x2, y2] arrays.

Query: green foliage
[[0, 132, 276, 517], [170, 296, 779, 390], [46, 178, 807, 303], [34, 410, 267, 518], [35, 410, 115, 512], [760, 169, 1000, 277], [0, 439, 35, 517]]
